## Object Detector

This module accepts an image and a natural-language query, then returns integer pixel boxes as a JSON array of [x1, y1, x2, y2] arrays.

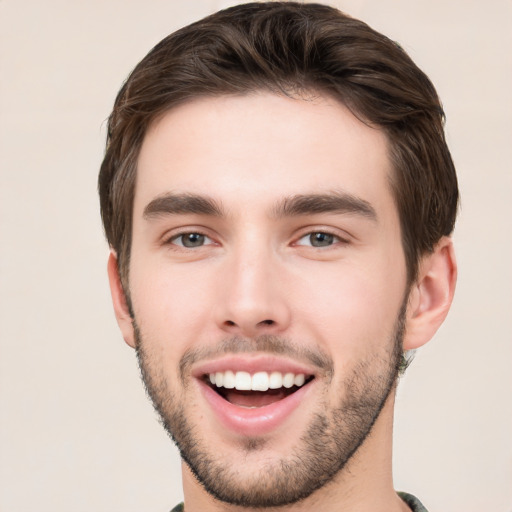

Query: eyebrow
[[272, 192, 377, 221], [143, 193, 224, 219], [143, 191, 376, 222]]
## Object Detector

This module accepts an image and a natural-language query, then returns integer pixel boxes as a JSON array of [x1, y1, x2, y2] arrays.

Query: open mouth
[[205, 371, 314, 408]]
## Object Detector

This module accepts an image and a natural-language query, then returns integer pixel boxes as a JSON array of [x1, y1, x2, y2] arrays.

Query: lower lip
[[198, 379, 313, 437]]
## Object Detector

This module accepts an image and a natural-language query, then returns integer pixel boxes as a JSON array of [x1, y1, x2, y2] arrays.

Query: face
[[127, 92, 409, 506]]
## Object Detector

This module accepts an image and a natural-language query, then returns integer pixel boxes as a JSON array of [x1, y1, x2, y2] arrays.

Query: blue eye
[[297, 232, 339, 247], [171, 232, 211, 248]]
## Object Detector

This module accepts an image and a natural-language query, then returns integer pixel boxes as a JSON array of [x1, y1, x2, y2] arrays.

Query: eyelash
[[294, 230, 350, 248], [165, 230, 214, 249], [162, 228, 351, 250]]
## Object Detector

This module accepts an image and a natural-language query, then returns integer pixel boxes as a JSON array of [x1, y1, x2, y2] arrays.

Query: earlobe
[[107, 251, 136, 348], [404, 237, 457, 350]]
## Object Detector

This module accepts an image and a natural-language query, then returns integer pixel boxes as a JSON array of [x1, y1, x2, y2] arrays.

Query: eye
[[296, 231, 342, 248], [170, 232, 213, 248]]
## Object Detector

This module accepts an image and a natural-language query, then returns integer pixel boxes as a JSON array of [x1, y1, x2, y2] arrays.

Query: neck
[[181, 392, 410, 512]]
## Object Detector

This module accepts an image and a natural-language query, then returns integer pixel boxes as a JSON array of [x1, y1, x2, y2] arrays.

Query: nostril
[[221, 318, 276, 331]]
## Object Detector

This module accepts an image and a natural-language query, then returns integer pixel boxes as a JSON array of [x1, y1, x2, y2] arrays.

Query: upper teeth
[[209, 371, 306, 391]]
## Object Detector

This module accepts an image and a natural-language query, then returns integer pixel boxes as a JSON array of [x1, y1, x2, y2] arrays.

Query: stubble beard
[[134, 306, 405, 508]]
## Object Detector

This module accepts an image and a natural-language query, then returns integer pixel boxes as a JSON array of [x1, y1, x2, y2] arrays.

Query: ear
[[107, 251, 136, 348], [404, 237, 457, 350]]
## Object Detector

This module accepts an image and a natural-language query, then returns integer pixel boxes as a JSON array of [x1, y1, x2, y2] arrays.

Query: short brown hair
[[99, 1, 458, 289]]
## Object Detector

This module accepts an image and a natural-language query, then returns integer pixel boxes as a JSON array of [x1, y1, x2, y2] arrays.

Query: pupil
[[311, 232, 333, 247], [183, 233, 204, 247]]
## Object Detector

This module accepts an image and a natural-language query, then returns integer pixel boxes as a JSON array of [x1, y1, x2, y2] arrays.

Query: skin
[[108, 92, 457, 512]]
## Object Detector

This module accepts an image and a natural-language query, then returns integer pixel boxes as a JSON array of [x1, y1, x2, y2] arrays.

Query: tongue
[[224, 388, 291, 407]]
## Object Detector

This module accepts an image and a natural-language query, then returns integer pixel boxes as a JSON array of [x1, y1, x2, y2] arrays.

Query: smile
[[206, 370, 314, 408], [194, 357, 317, 436]]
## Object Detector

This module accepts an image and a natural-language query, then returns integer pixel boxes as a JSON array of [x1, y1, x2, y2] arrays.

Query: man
[[98, 2, 458, 511]]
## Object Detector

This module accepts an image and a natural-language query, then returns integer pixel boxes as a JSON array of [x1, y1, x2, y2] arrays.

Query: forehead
[[134, 92, 395, 218]]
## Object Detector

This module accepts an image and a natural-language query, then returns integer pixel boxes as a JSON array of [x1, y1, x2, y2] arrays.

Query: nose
[[214, 245, 291, 338]]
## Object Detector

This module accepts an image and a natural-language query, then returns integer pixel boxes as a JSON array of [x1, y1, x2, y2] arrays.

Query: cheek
[[129, 258, 215, 351], [290, 260, 406, 361]]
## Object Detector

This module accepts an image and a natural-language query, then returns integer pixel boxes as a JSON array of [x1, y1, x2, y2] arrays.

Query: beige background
[[1, 0, 511, 511]]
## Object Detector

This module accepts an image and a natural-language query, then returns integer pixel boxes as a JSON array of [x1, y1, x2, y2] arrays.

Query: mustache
[[179, 335, 334, 382]]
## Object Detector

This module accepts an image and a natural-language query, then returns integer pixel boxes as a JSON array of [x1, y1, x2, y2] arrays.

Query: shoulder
[[398, 492, 429, 512], [169, 504, 184, 512]]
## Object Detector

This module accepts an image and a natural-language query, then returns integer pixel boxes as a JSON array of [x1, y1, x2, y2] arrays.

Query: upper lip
[[191, 354, 318, 379]]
